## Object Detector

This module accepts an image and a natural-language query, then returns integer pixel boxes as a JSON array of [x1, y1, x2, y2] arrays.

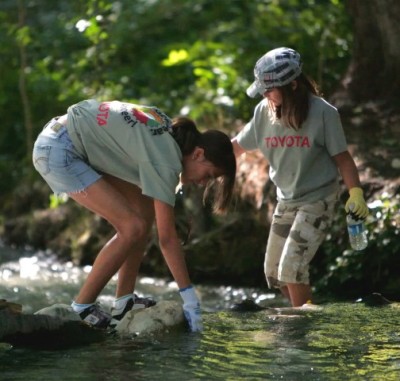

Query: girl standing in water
[[232, 47, 368, 307]]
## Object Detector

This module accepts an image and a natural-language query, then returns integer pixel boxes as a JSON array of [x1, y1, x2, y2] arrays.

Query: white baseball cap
[[246, 47, 302, 98]]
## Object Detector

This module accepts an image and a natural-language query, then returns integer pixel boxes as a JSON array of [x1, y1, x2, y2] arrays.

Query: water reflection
[[1, 246, 400, 380]]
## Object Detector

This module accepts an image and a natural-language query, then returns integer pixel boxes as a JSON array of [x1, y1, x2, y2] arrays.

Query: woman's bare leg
[[69, 177, 150, 304], [101, 174, 155, 298]]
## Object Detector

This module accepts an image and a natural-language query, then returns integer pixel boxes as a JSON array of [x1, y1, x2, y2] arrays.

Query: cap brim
[[246, 81, 263, 98]]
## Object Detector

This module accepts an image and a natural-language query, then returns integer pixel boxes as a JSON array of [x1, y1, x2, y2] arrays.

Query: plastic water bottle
[[346, 212, 368, 250]]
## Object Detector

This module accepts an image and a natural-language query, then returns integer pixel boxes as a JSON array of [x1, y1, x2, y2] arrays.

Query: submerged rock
[[0, 305, 106, 349], [356, 292, 393, 307], [0, 299, 23, 314], [230, 298, 323, 316], [230, 299, 266, 312]]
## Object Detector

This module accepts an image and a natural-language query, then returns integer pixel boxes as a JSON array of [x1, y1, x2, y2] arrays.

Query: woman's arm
[[153, 199, 191, 288], [154, 199, 203, 331]]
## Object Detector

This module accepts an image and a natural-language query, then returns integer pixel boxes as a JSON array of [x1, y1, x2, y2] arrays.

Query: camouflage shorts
[[264, 193, 338, 289]]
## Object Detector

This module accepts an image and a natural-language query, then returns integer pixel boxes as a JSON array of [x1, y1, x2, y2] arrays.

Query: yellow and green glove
[[345, 187, 369, 219]]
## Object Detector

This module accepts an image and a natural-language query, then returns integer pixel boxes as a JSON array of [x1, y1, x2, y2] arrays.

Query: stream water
[[1, 244, 399, 381]]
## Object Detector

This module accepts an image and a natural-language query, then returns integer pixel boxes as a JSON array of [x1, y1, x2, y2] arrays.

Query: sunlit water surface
[[1, 245, 400, 381]]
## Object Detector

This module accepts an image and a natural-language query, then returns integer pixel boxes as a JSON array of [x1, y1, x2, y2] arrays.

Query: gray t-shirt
[[66, 99, 182, 206], [236, 95, 347, 204]]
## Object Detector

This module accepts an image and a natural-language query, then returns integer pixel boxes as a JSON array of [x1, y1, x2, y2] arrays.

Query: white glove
[[179, 285, 203, 332]]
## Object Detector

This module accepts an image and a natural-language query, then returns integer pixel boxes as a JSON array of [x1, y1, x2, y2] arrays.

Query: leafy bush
[[314, 194, 400, 299]]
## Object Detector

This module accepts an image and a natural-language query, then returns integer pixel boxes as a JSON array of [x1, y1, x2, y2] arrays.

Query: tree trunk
[[340, 0, 400, 102], [17, 0, 34, 159]]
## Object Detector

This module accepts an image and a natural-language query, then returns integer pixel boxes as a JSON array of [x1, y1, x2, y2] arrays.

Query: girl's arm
[[332, 151, 369, 218], [153, 199, 203, 332], [232, 138, 246, 157], [332, 150, 361, 190], [153, 199, 191, 288]]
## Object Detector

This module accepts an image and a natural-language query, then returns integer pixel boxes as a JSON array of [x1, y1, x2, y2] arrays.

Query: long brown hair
[[171, 117, 236, 214], [274, 73, 321, 129]]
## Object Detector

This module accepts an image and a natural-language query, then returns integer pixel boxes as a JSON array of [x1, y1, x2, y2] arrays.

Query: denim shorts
[[32, 118, 101, 195], [264, 193, 338, 288]]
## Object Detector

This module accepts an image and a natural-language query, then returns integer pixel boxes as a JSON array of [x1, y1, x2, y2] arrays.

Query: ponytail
[[171, 117, 236, 214], [170, 117, 201, 155], [198, 130, 236, 214]]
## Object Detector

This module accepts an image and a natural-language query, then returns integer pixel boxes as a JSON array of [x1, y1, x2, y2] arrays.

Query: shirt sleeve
[[138, 161, 180, 207], [235, 101, 267, 151], [323, 105, 348, 156]]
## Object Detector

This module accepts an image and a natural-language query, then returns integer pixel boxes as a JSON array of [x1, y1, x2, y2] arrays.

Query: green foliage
[[0, 0, 353, 199], [0, 0, 351, 148], [49, 194, 69, 209], [0, 0, 352, 166], [314, 194, 400, 298]]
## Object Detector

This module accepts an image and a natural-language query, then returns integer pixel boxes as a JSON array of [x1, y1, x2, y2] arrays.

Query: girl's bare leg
[[101, 174, 155, 298], [69, 177, 151, 304], [280, 285, 291, 301], [286, 283, 312, 307]]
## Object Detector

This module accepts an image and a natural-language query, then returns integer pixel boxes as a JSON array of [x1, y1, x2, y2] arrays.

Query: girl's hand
[[345, 187, 369, 218]]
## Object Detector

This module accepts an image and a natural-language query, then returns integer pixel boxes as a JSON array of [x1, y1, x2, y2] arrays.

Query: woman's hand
[[179, 285, 203, 332], [154, 200, 203, 332]]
